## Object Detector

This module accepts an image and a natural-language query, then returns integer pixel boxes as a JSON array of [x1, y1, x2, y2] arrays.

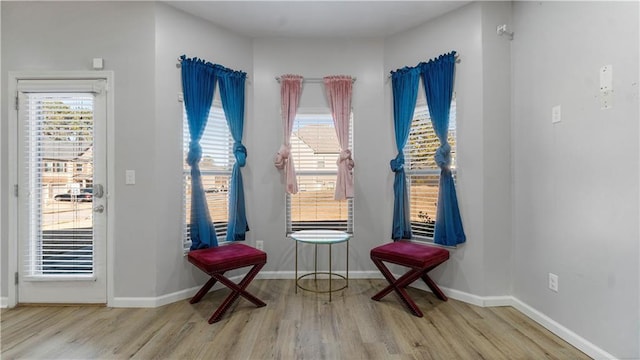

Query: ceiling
[[165, 1, 471, 38]]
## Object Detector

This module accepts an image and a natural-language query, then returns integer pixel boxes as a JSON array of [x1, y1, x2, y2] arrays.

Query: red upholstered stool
[[188, 243, 267, 324], [370, 241, 449, 317]]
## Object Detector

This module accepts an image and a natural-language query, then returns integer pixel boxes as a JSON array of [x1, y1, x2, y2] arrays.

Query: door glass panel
[[22, 93, 94, 278]]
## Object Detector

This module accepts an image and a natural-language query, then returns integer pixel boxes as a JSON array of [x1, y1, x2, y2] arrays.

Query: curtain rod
[[176, 57, 251, 83], [386, 55, 461, 80], [275, 77, 356, 84]]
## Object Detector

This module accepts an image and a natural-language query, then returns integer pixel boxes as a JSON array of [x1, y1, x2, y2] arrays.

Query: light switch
[[125, 170, 136, 185], [552, 105, 561, 124]]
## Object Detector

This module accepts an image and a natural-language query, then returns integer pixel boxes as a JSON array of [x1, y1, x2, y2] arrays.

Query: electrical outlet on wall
[[600, 65, 613, 109], [256, 240, 264, 251], [548, 273, 559, 292]]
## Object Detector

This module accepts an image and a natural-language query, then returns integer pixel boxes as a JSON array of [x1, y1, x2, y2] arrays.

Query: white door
[[16, 79, 107, 304]]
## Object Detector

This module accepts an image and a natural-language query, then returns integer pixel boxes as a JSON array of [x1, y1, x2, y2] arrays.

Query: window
[[286, 113, 353, 234], [20, 92, 96, 277], [43, 162, 66, 173], [405, 99, 457, 240], [182, 98, 232, 252]]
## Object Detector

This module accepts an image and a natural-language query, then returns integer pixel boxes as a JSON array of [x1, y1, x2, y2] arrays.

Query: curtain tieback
[[187, 142, 202, 166], [434, 143, 451, 169], [234, 142, 247, 167], [390, 153, 405, 172], [274, 144, 290, 169], [337, 149, 355, 170]]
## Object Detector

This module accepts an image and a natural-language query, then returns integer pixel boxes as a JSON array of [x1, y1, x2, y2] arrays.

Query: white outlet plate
[[256, 240, 264, 251], [600, 90, 613, 110], [125, 170, 136, 185], [600, 65, 613, 109], [548, 273, 559, 292], [552, 105, 561, 123]]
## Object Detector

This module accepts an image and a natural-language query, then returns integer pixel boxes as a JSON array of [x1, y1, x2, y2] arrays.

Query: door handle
[[93, 205, 104, 213], [94, 184, 104, 198]]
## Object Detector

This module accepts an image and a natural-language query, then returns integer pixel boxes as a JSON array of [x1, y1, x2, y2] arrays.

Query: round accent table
[[290, 230, 351, 301]]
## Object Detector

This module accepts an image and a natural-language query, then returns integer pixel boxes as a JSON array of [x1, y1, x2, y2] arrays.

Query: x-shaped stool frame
[[190, 262, 266, 324], [371, 256, 448, 317]]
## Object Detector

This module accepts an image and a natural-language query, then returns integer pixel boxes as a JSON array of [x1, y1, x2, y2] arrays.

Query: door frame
[[7, 71, 115, 307]]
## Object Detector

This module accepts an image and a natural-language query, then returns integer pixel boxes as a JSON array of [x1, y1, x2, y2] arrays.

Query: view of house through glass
[[406, 99, 457, 239], [22, 93, 95, 276], [182, 101, 232, 250], [287, 113, 353, 233]]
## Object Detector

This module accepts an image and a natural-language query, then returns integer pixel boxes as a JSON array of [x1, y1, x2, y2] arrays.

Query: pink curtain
[[274, 74, 303, 194], [324, 75, 354, 200]]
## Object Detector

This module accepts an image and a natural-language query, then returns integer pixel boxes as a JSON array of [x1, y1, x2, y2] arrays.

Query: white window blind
[[21, 93, 95, 277], [286, 113, 354, 234], [182, 99, 232, 252], [405, 99, 457, 240]]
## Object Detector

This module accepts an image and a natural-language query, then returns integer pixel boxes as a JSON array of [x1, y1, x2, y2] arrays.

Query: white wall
[[511, 2, 639, 358], [0, 1, 254, 301], [250, 37, 386, 274], [480, 1, 512, 297], [384, 1, 513, 297], [153, 2, 253, 296], [3, 2, 638, 357], [1, 1, 158, 298], [0, 0, 511, 300]]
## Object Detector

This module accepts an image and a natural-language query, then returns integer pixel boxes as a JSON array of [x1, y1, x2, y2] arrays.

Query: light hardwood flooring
[[1, 279, 590, 359]]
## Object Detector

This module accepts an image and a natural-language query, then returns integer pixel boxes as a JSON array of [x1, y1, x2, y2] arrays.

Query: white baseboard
[[110, 296, 160, 308], [1, 297, 8, 308], [480, 296, 514, 307], [109, 272, 614, 360], [406, 281, 613, 359], [110, 271, 381, 307], [510, 297, 616, 360], [406, 279, 512, 307], [111, 287, 198, 308], [111, 279, 237, 308]]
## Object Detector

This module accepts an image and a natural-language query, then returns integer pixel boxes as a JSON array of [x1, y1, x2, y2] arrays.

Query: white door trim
[[7, 71, 115, 307]]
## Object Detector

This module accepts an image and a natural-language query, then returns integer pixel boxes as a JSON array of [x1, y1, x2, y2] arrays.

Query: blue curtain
[[181, 55, 218, 249], [420, 51, 466, 246], [390, 67, 420, 240], [217, 66, 249, 241]]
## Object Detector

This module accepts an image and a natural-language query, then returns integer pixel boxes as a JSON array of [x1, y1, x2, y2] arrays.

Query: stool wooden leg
[[370, 257, 397, 299], [213, 263, 266, 307], [208, 263, 266, 324], [421, 272, 448, 301], [190, 275, 220, 304], [371, 258, 424, 317]]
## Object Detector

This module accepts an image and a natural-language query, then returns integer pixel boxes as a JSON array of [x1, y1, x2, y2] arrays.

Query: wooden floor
[[1, 279, 590, 360]]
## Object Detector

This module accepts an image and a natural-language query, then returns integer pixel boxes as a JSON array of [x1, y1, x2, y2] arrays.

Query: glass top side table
[[290, 230, 351, 301]]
